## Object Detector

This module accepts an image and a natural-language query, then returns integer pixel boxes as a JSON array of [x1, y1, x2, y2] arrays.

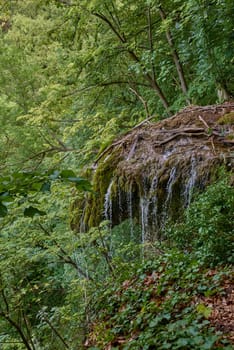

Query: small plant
[[168, 173, 234, 265]]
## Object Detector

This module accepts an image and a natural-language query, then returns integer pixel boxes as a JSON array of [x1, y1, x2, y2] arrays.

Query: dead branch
[[198, 115, 210, 129], [154, 132, 206, 146]]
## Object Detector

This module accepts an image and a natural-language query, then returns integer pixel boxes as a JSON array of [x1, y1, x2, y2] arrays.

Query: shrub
[[168, 175, 234, 265]]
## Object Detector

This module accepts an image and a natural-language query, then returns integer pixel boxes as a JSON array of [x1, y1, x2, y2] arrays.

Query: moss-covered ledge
[[72, 103, 234, 237]]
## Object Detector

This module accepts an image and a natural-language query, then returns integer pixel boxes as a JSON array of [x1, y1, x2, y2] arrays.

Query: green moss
[[217, 112, 234, 125], [82, 151, 121, 229]]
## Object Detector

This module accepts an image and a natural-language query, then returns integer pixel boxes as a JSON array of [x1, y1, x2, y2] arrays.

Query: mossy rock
[[217, 111, 234, 125], [73, 103, 234, 237]]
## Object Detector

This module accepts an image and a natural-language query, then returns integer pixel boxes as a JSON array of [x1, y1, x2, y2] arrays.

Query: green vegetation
[[0, 0, 233, 349]]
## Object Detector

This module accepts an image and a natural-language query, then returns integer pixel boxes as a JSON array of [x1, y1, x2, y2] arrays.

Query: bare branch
[[129, 87, 150, 119]]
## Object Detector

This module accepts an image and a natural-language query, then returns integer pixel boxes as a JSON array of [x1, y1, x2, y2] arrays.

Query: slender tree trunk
[[93, 12, 171, 114], [125, 48, 171, 113], [4, 315, 33, 350], [158, 6, 190, 103], [43, 316, 70, 349]]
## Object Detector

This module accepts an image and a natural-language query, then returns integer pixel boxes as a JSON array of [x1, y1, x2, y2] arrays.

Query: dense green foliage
[[87, 249, 233, 349], [0, 0, 233, 171], [168, 174, 234, 265], [0, 0, 233, 349]]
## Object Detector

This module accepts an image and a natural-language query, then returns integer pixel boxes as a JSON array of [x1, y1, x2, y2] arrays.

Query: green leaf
[[49, 170, 60, 180], [176, 338, 189, 347], [40, 181, 51, 193], [24, 206, 46, 217], [0, 202, 8, 217], [0, 192, 14, 202], [196, 303, 212, 318], [60, 169, 76, 178], [67, 177, 92, 191]]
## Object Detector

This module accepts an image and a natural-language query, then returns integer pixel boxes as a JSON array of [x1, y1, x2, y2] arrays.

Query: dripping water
[[104, 179, 114, 256], [149, 176, 159, 238], [127, 181, 134, 238], [117, 179, 123, 223], [104, 179, 114, 223], [161, 166, 177, 230], [140, 177, 151, 245], [184, 156, 197, 207], [140, 196, 150, 245]]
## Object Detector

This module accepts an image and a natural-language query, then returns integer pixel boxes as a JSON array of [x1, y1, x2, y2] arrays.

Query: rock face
[[75, 103, 234, 240]]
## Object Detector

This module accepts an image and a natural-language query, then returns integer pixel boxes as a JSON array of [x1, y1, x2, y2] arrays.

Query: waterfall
[[139, 177, 151, 244], [184, 156, 197, 207], [117, 179, 123, 223], [104, 179, 114, 223], [149, 176, 159, 238], [127, 181, 134, 238], [140, 196, 150, 245], [161, 167, 177, 230]]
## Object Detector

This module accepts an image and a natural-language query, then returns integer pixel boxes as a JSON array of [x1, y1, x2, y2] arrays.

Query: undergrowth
[[83, 174, 233, 349], [85, 249, 232, 349]]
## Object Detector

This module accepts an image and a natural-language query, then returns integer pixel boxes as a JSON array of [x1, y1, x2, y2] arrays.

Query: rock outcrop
[[74, 102, 234, 240]]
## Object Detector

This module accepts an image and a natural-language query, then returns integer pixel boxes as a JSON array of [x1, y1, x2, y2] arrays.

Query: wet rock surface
[[77, 102, 234, 238]]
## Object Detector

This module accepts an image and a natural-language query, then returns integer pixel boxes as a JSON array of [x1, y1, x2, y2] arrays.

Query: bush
[[168, 175, 234, 265]]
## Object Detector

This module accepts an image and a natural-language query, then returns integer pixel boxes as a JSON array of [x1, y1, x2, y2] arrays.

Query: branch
[[158, 5, 190, 102], [147, 6, 157, 85], [129, 86, 150, 119], [198, 115, 210, 129], [154, 132, 206, 146], [0, 312, 33, 350], [93, 12, 126, 43], [92, 11, 171, 113], [38, 224, 94, 282], [62, 80, 150, 98], [42, 315, 69, 349], [0, 290, 9, 314]]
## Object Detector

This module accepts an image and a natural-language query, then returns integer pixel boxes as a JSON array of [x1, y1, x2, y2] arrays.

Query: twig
[[42, 315, 70, 349], [210, 136, 217, 155], [154, 132, 206, 146], [129, 87, 151, 119], [198, 115, 210, 129], [93, 115, 157, 166]]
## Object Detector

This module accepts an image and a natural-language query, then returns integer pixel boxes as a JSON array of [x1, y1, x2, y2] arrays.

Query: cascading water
[[161, 166, 177, 230], [104, 179, 114, 223], [79, 205, 87, 233], [149, 176, 159, 238], [127, 181, 134, 238], [140, 177, 152, 244], [184, 156, 197, 207], [103, 179, 115, 256], [140, 196, 150, 245], [76, 103, 234, 245], [117, 179, 123, 223]]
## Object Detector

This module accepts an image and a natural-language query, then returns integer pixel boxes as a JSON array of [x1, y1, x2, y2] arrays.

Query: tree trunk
[[158, 6, 190, 103]]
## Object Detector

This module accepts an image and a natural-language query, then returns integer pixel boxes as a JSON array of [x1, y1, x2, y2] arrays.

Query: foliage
[[85, 247, 233, 349], [0, 0, 233, 349], [0, 175, 233, 348], [0, 0, 233, 171], [167, 174, 234, 265], [0, 169, 91, 217]]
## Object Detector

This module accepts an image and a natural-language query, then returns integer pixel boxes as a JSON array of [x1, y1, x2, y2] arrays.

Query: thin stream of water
[[184, 156, 197, 207], [161, 166, 177, 230]]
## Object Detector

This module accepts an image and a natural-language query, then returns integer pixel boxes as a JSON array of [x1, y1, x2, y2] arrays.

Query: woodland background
[[0, 1, 233, 349]]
